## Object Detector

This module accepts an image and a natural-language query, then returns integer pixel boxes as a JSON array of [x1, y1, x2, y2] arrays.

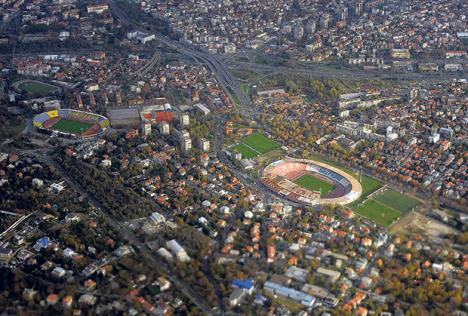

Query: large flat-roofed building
[[107, 107, 141, 128], [257, 88, 285, 97], [86, 4, 108, 14], [194, 103, 211, 116], [391, 48, 411, 59], [165, 239, 190, 262], [316, 267, 341, 283], [179, 113, 190, 127], [285, 266, 308, 282], [264, 281, 315, 307]]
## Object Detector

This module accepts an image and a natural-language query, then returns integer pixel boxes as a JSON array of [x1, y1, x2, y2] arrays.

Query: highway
[[131, 51, 161, 78], [2, 2, 464, 314], [109, 0, 309, 208], [107, 0, 251, 112], [106, 0, 468, 135]]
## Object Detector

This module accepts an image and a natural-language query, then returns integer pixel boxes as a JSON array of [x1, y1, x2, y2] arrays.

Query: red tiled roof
[[155, 111, 174, 123]]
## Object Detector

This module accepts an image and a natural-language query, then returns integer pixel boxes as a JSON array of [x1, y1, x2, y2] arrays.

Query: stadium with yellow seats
[[48, 110, 59, 118], [33, 109, 109, 138]]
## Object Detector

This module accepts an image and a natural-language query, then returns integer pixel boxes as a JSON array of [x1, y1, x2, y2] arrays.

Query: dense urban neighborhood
[[0, 0, 467, 315]]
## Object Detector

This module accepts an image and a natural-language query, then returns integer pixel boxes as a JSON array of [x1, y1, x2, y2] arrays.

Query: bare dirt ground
[[390, 211, 458, 237]]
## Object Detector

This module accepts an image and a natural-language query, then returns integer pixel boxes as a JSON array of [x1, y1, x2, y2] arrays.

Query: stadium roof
[[108, 107, 140, 121]]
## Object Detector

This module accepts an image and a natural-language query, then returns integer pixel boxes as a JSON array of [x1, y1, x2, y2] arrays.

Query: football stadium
[[261, 158, 362, 206], [33, 109, 109, 138]]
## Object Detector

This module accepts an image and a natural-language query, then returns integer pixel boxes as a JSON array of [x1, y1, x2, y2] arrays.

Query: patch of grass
[[18, 81, 59, 96], [360, 175, 383, 197], [374, 189, 421, 213], [231, 93, 241, 106], [240, 83, 252, 97], [253, 54, 275, 65], [232, 143, 259, 158], [354, 199, 402, 227], [256, 148, 284, 165], [52, 119, 93, 134], [231, 69, 258, 81], [225, 86, 241, 107], [242, 132, 280, 154], [294, 174, 334, 196], [349, 175, 384, 207]]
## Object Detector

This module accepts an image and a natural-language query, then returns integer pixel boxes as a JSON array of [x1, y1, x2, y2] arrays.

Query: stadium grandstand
[[33, 109, 109, 138], [261, 158, 362, 206]]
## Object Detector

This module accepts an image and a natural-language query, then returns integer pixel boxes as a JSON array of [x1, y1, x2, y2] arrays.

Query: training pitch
[[354, 199, 402, 227], [354, 189, 421, 226], [232, 143, 259, 158], [233, 132, 281, 158], [374, 189, 421, 213], [17, 80, 59, 95], [242, 133, 280, 154], [360, 175, 383, 197]]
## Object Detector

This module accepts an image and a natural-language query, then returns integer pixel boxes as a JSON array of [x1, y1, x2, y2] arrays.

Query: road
[[107, 0, 466, 141], [131, 51, 161, 78], [2, 2, 463, 313], [0, 211, 37, 240], [107, 0, 252, 113], [19, 148, 218, 316], [228, 60, 467, 82]]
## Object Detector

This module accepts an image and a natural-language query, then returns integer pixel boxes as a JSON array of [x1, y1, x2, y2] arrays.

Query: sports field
[[17, 80, 59, 95], [353, 188, 421, 226], [242, 133, 280, 154], [308, 154, 383, 199], [52, 119, 93, 134], [354, 199, 402, 227], [374, 189, 421, 213], [293, 174, 334, 196], [233, 143, 259, 158], [360, 175, 383, 197]]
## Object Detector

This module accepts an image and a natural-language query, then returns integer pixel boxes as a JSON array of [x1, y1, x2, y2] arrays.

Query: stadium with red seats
[[261, 158, 362, 206]]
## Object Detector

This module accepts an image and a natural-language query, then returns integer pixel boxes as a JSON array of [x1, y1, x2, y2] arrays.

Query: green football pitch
[[242, 133, 280, 154], [354, 199, 402, 227], [360, 175, 383, 197], [353, 189, 420, 226], [293, 174, 335, 196], [374, 189, 421, 213], [52, 119, 93, 134], [18, 81, 59, 95], [232, 143, 259, 158]]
